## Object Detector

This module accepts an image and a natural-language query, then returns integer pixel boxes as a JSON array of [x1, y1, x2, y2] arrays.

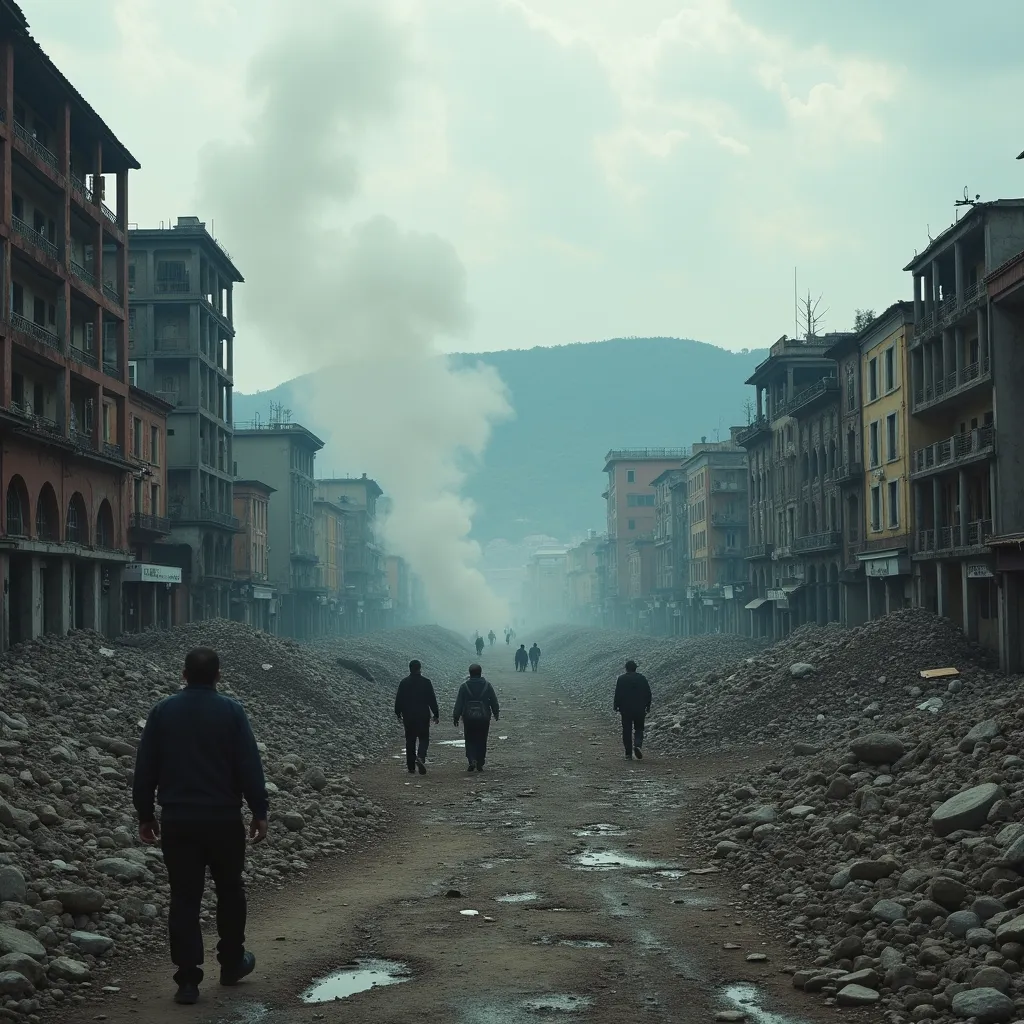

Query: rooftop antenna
[[955, 186, 981, 209]]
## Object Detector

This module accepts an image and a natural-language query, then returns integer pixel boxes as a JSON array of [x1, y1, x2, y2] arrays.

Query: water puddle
[[722, 984, 809, 1024], [571, 850, 672, 871], [524, 994, 594, 1014], [534, 936, 610, 948], [496, 892, 539, 903], [300, 960, 412, 1003], [572, 823, 626, 838]]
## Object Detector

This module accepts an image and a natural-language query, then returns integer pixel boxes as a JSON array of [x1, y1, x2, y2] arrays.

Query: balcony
[[70, 259, 98, 289], [103, 441, 123, 458], [101, 202, 117, 227], [711, 512, 745, 527], [69, 346, 99, 369], [793, 531, 841, 554], [11, 312, 61, 351], [851, 534, 910, 556], [70, 172, 93, 203], [11, 216, 60, 261], [781, 376, 839, 418], [129, 512, 171, 537], [911, 425, 995, 478], [833, 460, 863, 485], [13, 121, 59, 173], [102, 282, 122, 306], [155, 279, 192, 295], [710, 545, 742, 558], [10, 408, 63, 442], [169, 506, 240, 531], [913, 357, 991, 413], [737, 416, 770, 447], [915, 519, 992, 555], [102, 357, 123, 382], [913, 280, 987, 346]]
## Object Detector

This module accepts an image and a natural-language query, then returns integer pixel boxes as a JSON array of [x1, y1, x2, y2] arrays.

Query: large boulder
[[960, 719, 1001, 752], [0, 867, 26, 904], [849, 733, 905, 765], [69, 931, 114, 956], [951, 987, 1015, 1022], [931, 783, 1006, 837], [0, 926, 45, 960], [48, 957, 92, 984], [55, 887, 106, 915]]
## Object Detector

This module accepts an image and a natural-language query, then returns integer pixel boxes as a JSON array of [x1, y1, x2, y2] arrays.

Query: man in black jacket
[[528, 643, 541, 671], [394, 659, 440, 775], [613, 659, 652, 761], [453, 664, 500, 772], [133, 647, 268, 1006], [515, 644, 528, 671]]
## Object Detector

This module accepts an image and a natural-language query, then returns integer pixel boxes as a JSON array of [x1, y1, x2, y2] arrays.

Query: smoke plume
[[199, 1, 512, 629]]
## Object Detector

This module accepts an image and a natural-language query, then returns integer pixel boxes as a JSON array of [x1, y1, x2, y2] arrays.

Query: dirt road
[[61, 661, 845, 1024]]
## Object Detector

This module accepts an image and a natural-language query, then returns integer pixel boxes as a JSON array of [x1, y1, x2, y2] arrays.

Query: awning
[[781, 584, 803, 594], [745, 597, 768, 610]]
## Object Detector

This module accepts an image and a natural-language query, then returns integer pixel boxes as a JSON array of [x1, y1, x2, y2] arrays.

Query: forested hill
[[234, 337, 767, 543]]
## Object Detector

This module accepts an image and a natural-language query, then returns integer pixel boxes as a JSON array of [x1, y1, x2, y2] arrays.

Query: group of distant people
[[514, 642, 541, 672]]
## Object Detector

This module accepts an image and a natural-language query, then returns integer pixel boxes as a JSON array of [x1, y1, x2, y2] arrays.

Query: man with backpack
[[613, 659, 652, 761], [394, 660, 440, 775], [453, 664, 500, 772], [528, 643, 541, 672]]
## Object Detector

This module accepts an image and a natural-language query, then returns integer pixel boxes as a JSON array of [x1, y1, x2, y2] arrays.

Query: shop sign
[[766, 588, 786, 601], [723, 585, 734, 600], [252, 586, 274, 600], [865, 557, 899, 578], [967, 563, 994, 579], [123, 563, 182, 584]]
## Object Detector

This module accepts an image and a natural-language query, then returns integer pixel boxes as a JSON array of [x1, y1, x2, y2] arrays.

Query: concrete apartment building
[[313, 496, 345, 635], [739, 336, 847, 638], [234, 421, 324, 639], [683, 438, 748, 635], [601, 448, 691, 627], [231, 479, 276, 632], [128, 216, 243, 621], [0, 1, 144, 650], [650, 468, 688, 634], [906, 201, 1024, 659], [314, 476, 387, 633], [524, 546, 569, 626], [565, 533, 603, 624]]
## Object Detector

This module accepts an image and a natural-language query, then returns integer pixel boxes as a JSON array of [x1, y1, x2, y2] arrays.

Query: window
[[132, 415, 143, 456], [102, 403, 112, 443], [870, 485, 881, 531], [10, 282, 22, 317], [11, 193, 23, 221], [47, 303, 56, 326], [133, 477, 143, 514], [128, 263, 136, 292], [128, 361, 137, 387], [887, 480, 899, 528], [868, 357, 878, 401], [33, 296, 45, 326], [884, 347, 895, 392], [626, 493, 654, 507], [628, 519, 636, 530], [151, 484, 160, 516], [886, 413, 898, 461], [33, 209, 44, 235], [151, 425, 159, 465], [869, 421, 880, 468], [626, 470, 635, 483]]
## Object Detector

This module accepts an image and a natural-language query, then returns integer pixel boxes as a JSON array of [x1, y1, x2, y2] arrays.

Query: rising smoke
[[199, 1, 512, 629]]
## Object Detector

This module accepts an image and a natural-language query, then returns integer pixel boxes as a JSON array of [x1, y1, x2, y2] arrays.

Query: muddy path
[[60, 662, 854, 1024]]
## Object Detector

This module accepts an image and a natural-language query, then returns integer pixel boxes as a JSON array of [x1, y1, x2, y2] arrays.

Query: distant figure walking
[[614, 659, 652, 761], [394, 660, 439, 776], [453, 664, 500, 772], [488, 630, 496, 647], [505, 628, 511, 645], [515, 644, 529, 672], [475, 635, 485, 657], [133, 647, 268, 1006], [528, 643, 541, 672]]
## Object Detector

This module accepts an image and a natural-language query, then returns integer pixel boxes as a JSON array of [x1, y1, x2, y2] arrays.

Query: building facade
[[313, 497, 345, 635], [0, 3, 141, 650], [231, 478, 276, 631], [524, 546, 569, 626], [565, 534, 602, 624], [128, 216, 243, 621], [233, 421, 325, 639]]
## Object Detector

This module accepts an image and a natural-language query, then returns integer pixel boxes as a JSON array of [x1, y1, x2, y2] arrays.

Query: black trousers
[[404, 720, 430, 771], [161, 819, 247, 985], [464, 721, 491, 767], [530, 659, 539, 671], [621, 712, 646, 755]]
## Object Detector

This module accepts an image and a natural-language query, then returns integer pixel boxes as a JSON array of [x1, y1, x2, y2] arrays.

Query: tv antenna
[[955, 186, 981, 209]]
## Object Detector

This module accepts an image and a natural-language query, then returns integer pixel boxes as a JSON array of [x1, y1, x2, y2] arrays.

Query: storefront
[[122, 563, 181, 632], [858, 549, 910, 619]]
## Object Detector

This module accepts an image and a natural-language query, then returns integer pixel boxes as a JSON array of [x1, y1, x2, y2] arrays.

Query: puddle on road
[[300, 960, 412, 1003], [572, 823, 626, 838], [496, 892, 539, 903], [722, 984, 810, 1024], [571, 850, 673, 871], [524, 994, 594, 1014], [534, 936, 611, 949]]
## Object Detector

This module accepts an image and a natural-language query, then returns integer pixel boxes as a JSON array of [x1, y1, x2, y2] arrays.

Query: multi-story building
[[234, 421, 324, 639], [683, 437, 748, 635], [386, 554, 414, 627], [626, 536, 655, 630], [128, 216, 243, 621], [650, 468, 688, 635], [856, 303, 915, 617], [524, 546, 569, 626], [0, 2, 141, 650], [313, 496, 345, 635], [904, 201, 1024, 655], [601, 448, 691, 627], [123, 387, 177, 631], [739, 335, 845, 637], [565, 533, 603, 624], [231, 479, 276, 632], [315, 476, 386, 633]]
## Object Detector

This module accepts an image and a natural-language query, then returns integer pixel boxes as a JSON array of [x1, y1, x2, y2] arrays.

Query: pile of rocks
[[695, 676, 1024, 1021], [0, 622, 467, 1019]]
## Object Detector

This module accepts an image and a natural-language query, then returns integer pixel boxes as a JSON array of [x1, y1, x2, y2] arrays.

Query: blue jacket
[[132, 685, 269, 823]]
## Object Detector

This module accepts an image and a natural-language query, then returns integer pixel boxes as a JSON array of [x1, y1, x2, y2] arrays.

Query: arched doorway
[[35, 484, 59, 541], [5, 476, 29, 537], [66, 493, 88, 545], [96, 500, 115, 549]]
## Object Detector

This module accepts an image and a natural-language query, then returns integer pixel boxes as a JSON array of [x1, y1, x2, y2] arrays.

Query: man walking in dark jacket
[[453, 664, 500, 772], [133, 647, 268, 1006], [613, 659, 652, 761], [528, 643, 541, 672], [394, 659, 439, 775], [515, 644, 528, 671]]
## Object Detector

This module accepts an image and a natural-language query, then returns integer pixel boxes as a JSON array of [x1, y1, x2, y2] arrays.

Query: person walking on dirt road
[[614, 659, 652, 761], [488, 630, 496, 647], [475, 634, 485, 657], [528, 643, 541, 672], [395, 659, 440, 775], [453, 663, 500, 772], [515, 644, 529, 672], [133, 647, 269, 1006]]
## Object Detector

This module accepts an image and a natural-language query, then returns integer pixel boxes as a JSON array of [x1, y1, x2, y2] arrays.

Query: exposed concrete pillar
[[44, 559, 71, 637], [0, 554, 7, 653], [978, 307, 988, 366], [865, 576, 873, 621], [954, 325, 964, 379], [942, 330, 953, 386], [25, 559, 43, 640], [786, 366, 794, 401], [931, 259, 941, 309], [959, 469, 968, 547], [151, 585, 158, 630], [914, 274, 922, 323], [756, 387, 763, 419], [989, 467, 997, 535], [104, 565, 123, 638], [954, 241, 964, 297], [999, 573, 1019, 671], [923, 342, 932, 395], [80, 562, 101, 631], [936, 562, 948, 617], [933, 478, 942, 536], [962, 563, 978, 640], [914, 483, 924, 549]]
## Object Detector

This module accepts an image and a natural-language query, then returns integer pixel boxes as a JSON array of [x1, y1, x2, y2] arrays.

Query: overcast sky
[[26, 0, 1024, 393]]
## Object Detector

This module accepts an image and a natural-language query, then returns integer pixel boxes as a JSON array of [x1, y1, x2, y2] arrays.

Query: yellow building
[[857, 302, 915, 615], [313, 498, 345, 634]]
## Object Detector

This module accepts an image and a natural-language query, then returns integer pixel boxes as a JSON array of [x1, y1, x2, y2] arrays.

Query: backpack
[[462, 679, 491, 725]]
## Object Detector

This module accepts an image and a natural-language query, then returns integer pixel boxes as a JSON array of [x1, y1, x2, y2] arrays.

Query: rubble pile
[[0, 622, 467, 1019], [694, 675, 1024, 1022], [650, 609, 999, 754]]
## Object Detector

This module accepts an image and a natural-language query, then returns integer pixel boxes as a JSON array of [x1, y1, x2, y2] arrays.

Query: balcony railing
[[710, 512, 745, 526], [710, 545, 742, 558], [129, 512, 171, 535], [155, 279, 192, 294], [102, 282, 122, 305], [102, 441, 123, 458], [913, 357, 991, 411], [70, 172, 93, 202], [101, 202, 117, 226], [737, 416, 769, 446], [793, 530, 842, 553], [914, 280, 988, 343], [911, 425, 995, 476], [70, 259, 98, 289], [12, 216, 60, 261], [169, 507, 240, 530], [102, 359, 122, 381], [13, 121, 58, 171], [916, 520, 992, 553], [781, 376, 839, 417], [69, 346, 99, 369], [833, 460, 863, 484], [11, 312, 61, 350]]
